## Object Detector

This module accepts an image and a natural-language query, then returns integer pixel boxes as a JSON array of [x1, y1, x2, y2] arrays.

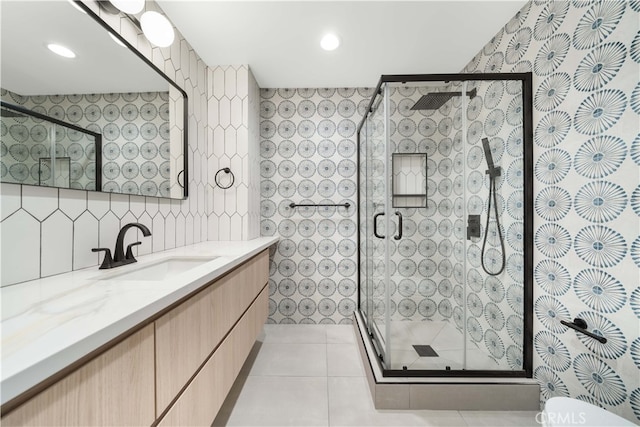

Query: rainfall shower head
[[0, 108, 23, 118], [411, 87, 477, 111]]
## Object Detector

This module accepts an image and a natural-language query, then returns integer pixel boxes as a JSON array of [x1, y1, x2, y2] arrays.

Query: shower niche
[[391, 153, 428, 208], [357, 73, 534, 383]]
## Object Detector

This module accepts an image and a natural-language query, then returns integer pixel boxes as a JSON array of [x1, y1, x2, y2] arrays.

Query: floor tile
[[216, 325, 542, 427], [214, 376, 329, 426], [261, 324, 327, 344], [248, 343, 327, 377], [328, 376, 468, 426], [463, 349, 500, 370], [394, 320, 447, 344], [430, 326, 465, 352], [459, 410, 541, 426], [327, 344, 364, 377], [238, 341, 263, 377], [327, 325, 356, 344]]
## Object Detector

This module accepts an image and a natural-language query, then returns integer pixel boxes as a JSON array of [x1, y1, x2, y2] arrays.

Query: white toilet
[[542, 397, 637, 427]]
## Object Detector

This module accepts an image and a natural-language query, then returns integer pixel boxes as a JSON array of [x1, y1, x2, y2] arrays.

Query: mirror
[[0, 1, 187, 199]]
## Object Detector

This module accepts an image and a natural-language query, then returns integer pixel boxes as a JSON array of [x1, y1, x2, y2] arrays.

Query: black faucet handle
[[125, 242, 142, 261], [92, 248, 114, 269]]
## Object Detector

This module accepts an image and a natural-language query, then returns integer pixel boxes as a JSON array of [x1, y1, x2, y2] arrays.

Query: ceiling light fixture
[[320, 33, 340, 51], [98, 1, 176, 48], [140, 11, 175, 48], [47, 43, 76, 59], [107, 0, 144, 14]]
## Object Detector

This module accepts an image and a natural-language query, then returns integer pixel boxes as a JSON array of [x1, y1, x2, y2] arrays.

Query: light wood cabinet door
[[157, 285, 268, 427], [155, 284, 216, 412], [2, 324, 155, 427], [155, 250, 269, 414], [211, 249, 269, 335], [157, 328, 234, 427], [233, 286, 269, 376]]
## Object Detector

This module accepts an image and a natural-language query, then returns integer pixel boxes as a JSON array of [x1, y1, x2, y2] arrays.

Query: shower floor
[[379, 320, 499, 371]]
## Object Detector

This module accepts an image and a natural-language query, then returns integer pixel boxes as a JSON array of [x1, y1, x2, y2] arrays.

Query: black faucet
[[92, 223, 152, 269]]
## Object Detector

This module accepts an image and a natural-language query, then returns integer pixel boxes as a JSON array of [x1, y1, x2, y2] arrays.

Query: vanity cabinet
[[1, 250, 270, 426], [154, 249, 269, 416], [1, 325, 156, 426], [157, 287, 269, 426]]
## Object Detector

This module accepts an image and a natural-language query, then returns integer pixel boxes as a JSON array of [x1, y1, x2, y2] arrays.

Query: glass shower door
[[385, 80, 469, 371], [365, 84, 392, 363]]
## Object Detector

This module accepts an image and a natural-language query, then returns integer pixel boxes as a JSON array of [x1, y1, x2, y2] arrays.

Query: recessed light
[[320, 33, 340, 51], [47, 44, 76, 58]]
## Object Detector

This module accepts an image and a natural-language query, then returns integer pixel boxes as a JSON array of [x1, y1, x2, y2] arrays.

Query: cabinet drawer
[[158, 285, 269, 426], [2, 325, 155, 427], [155, 250, 269, 413]]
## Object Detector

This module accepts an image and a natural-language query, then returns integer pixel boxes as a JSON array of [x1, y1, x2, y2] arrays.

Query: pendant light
[[140, 11, 175, 48], [106, 0, 144, 14]]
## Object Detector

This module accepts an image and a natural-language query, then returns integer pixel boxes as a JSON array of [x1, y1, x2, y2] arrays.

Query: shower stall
[[356, 73, 533, 378]]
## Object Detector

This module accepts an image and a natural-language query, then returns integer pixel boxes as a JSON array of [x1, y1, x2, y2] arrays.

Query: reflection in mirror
[[0, 1, 187, 199], [1, 101, 101, 190]]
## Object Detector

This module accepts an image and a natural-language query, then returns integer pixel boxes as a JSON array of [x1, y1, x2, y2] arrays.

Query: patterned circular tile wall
[[464, 0, 639, 421], [260, 88, 372, 324]]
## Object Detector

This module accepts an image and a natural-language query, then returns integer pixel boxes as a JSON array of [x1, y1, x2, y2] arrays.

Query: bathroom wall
[[462, 0, 639, 421], [0, 0, 260, 286], [206, 66, 261, 241], [260, 88, 373, 323], [1, 88, 170, 196]]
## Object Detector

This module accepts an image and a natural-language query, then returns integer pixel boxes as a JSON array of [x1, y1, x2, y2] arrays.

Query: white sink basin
[[101, 257, 218, 281]]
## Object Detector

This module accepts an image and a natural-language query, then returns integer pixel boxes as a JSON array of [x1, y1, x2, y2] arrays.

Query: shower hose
[[481, 172, 506, 276]]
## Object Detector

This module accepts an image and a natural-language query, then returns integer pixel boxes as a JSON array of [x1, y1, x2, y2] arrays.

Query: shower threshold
[[353, 312, 540, 410]]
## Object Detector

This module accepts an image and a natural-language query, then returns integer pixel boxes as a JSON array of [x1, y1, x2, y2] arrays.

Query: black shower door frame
[[356, 72, 534, 378]]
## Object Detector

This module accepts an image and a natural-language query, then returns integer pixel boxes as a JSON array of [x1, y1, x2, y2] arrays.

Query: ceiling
[[1, 1, 168, 96], [157, 0, 527, 88]]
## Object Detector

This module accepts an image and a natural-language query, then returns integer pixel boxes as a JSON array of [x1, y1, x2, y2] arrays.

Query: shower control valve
[[467, 214, 481, 240]]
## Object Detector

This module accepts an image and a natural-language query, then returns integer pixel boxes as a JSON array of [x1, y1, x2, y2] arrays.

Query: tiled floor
[[213, 324, 540, 427], [384, 321, 499, 371]]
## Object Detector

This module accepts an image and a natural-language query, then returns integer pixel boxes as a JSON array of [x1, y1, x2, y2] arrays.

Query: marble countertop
[[0, 237, 278, 406]]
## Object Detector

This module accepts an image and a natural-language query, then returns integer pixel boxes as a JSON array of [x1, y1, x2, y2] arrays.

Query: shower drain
[[412, 344, 439, 357]]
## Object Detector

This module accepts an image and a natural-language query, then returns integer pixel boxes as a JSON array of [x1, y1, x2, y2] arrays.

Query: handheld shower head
[[480, 137, 505, 276], [481, 138, 500, 178]]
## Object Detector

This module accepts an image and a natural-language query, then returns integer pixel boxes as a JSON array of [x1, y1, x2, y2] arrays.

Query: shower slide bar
[[560, 318, 607, 344], [289, 202, 351, 209]]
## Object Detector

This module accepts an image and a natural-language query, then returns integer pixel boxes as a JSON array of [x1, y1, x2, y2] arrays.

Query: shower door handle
[[373, 212, 385, 239], [394, 211, 403, 240]]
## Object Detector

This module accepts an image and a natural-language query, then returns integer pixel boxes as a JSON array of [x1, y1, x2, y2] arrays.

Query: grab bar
[[560, 318, 607, 344], [289, 202, 350, 209]]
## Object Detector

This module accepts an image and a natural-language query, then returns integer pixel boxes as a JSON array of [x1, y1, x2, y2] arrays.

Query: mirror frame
[[78, 0, 189, 198]]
